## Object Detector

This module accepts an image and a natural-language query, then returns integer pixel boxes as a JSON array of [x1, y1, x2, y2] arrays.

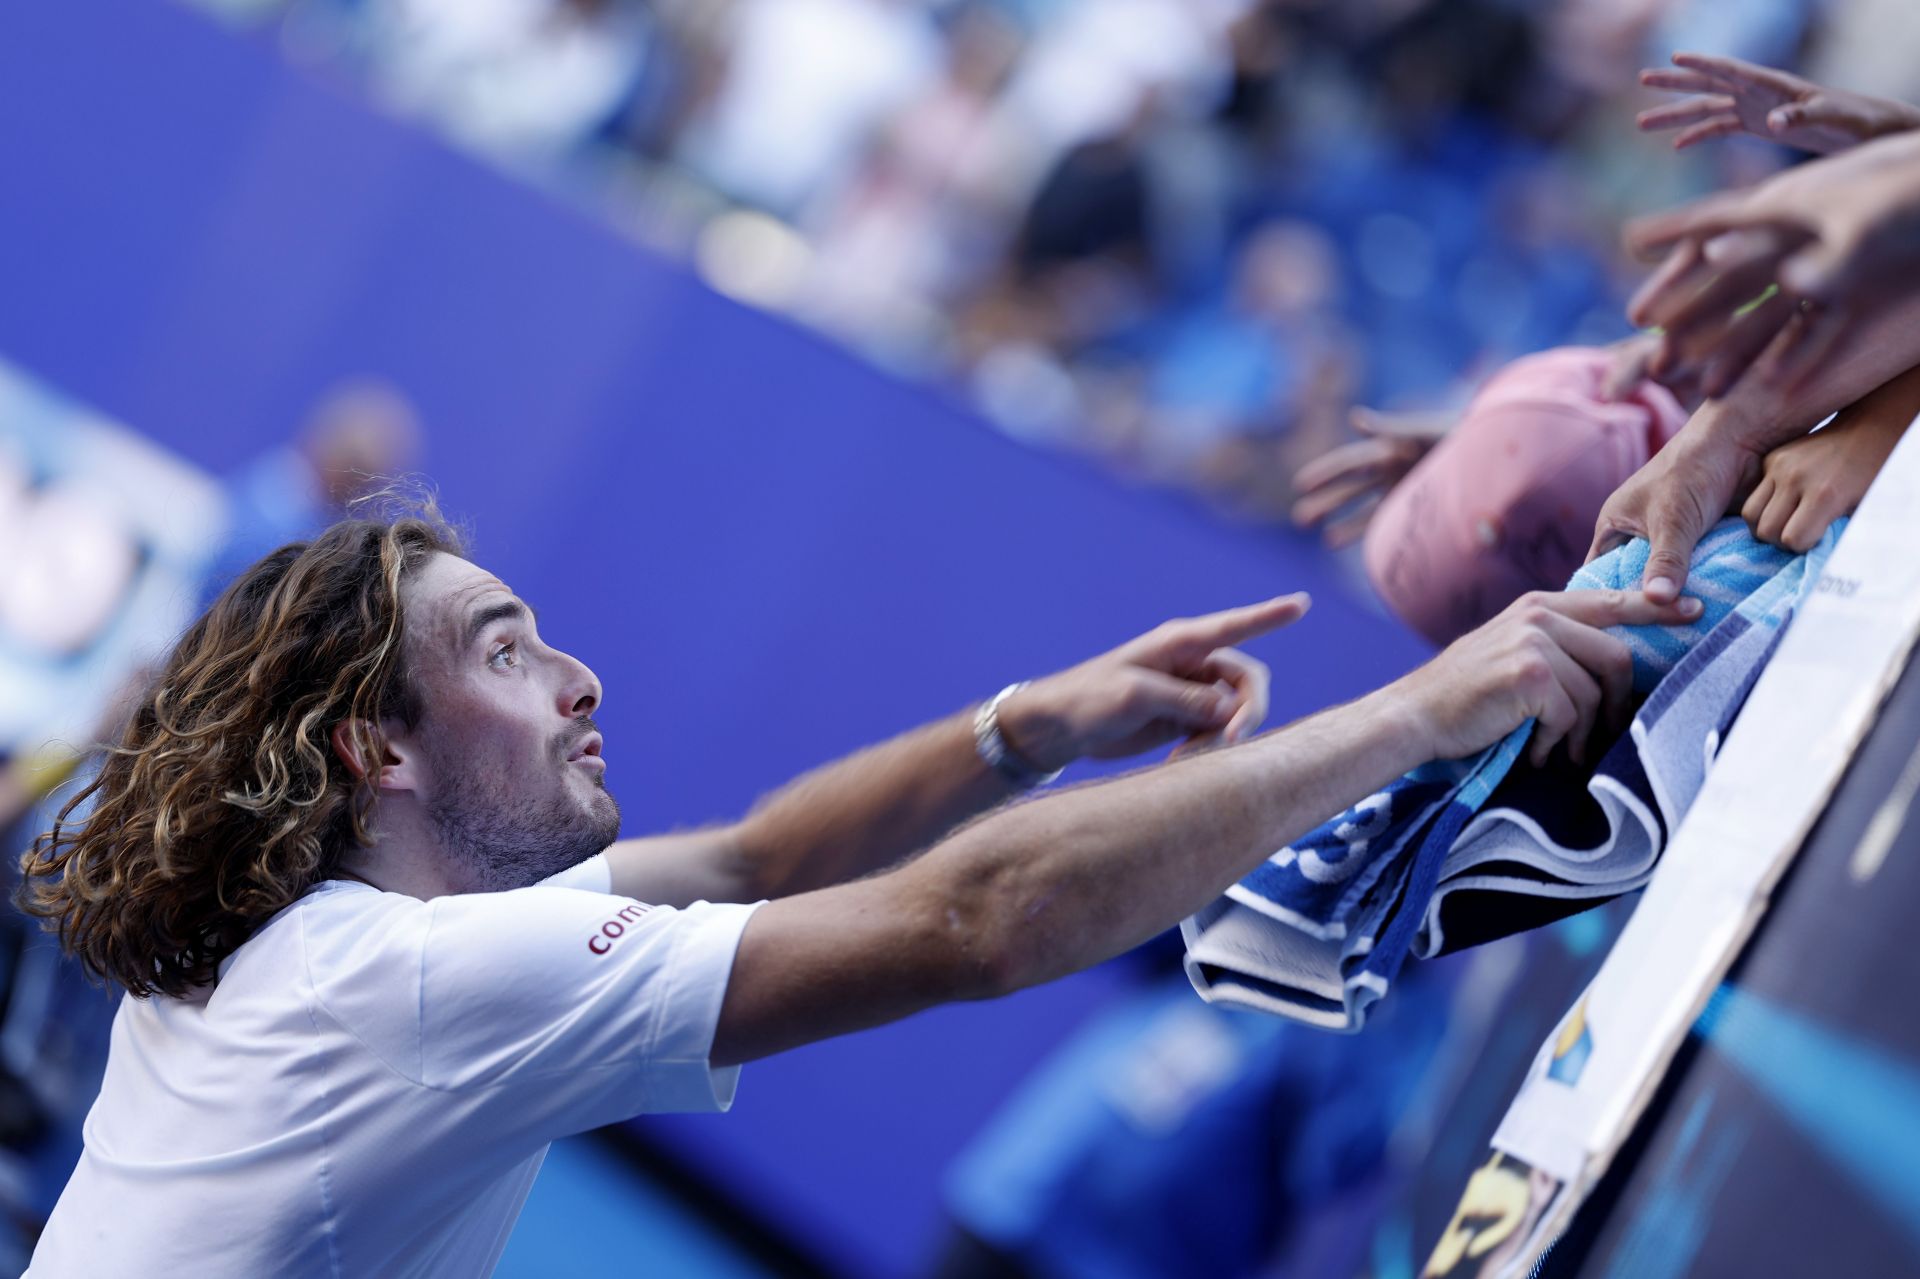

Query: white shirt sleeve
[[413, 883, 760, 1141], [535, 852, 613, 894]]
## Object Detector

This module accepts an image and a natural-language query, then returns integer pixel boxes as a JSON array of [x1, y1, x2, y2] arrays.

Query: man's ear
[[329, 718, 419, 794]]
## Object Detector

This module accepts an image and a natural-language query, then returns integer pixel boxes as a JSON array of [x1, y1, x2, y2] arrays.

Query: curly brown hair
[[17, 506, 464, 997]]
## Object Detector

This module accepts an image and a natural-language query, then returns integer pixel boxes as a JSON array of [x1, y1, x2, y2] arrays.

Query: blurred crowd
[[187, 0, 1908, 527]]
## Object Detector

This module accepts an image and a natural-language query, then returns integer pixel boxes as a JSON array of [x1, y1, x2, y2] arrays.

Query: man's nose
[[556, 652, 602, 717]]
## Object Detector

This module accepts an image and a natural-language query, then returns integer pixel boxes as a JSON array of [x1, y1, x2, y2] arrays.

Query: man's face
[[394, 553, 619, 891]]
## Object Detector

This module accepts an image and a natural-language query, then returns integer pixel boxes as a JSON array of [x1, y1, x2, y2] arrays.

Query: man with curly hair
[[17, 504, 1693, 1275]]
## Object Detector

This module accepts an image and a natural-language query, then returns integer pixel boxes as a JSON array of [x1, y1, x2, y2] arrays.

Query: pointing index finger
[[1163, 593, 1312, 659]]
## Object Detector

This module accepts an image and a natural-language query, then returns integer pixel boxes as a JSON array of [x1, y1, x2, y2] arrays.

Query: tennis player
[[19, 506, 1694, 1275]]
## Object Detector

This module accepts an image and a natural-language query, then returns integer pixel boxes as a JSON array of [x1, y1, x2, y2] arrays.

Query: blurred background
[[0, 0, 1912, 1275]]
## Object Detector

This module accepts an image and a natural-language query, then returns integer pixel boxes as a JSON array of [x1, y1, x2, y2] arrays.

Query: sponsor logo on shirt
[[587, 901, 653, 955]]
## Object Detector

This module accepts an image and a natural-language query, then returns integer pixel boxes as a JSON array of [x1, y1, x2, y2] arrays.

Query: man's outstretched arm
[[605, 596, 1309, 906], [713, 588, 1699, 1067]]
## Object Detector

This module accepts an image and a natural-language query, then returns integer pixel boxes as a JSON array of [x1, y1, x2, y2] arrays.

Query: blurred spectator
[[675, 0, 942, 218], [794, 3, 1027, 364], [362, 0, 655, 160], [1136, 221, 1357, 505], [202, 378, 423, 599]]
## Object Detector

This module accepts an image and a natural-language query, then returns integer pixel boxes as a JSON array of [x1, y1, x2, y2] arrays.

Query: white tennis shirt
[[26, 855, 759, 1277]]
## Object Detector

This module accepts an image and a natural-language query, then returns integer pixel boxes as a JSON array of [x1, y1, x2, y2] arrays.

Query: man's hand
[[1626, 131, 1920, 397], [1291, 407, 1454, 548], [1638, 52, 1920, 155], [998, 594, 1311, 771], [1400, 589, 1704, 768], [1741, 362, 1920, 551], [1586, 418, 1762, 603]]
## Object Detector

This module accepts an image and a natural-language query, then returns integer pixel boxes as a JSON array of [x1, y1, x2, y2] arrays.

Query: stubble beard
[[425, 750, 622, 892]]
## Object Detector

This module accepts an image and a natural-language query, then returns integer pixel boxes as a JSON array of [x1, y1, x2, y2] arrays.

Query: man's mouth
[[567, 733, 606, 770]]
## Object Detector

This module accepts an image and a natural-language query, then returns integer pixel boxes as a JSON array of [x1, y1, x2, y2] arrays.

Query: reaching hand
[[1741, 364, 1920, 551], [1638, 52, 1920, 155], [1626, 130, 1920, 397], [1402, 589, 1703, 768], [1291, 407, 1454, 548], [999, 594, 1311, 771], [1586, 420, 1763, 603]]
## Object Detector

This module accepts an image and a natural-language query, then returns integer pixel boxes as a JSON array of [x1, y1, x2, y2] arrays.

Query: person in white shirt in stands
[[17, 501, 1696, 1276]]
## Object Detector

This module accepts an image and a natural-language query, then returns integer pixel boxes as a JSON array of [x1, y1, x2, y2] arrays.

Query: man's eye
[[489, 642, 518, 670]]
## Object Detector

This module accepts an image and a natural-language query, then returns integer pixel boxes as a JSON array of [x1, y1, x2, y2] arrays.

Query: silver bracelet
[[973, 682, 1064, 788]]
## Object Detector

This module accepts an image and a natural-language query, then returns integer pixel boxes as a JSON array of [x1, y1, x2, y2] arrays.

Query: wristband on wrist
[[973, 682, 1064, 788]]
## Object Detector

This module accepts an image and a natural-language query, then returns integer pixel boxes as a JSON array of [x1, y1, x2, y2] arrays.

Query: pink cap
[[1363, 346, 1688, 647]]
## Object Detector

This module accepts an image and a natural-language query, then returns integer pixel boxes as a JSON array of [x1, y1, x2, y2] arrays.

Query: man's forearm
[[1845, 358, 1920, 425], [736, 709, 1020, 898], [926, 685, 1431, 996], [1708, 293, 1920, 452]]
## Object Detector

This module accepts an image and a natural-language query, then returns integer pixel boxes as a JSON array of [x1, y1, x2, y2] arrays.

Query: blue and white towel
[[1182, 518, 1842, 1031]]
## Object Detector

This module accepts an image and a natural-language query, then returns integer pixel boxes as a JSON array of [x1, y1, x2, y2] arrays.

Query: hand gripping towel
[[1182, 517, 1842, 1031]]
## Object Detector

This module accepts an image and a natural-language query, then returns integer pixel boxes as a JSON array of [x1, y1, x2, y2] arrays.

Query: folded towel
[[1182, 518, 1841, 1031]]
